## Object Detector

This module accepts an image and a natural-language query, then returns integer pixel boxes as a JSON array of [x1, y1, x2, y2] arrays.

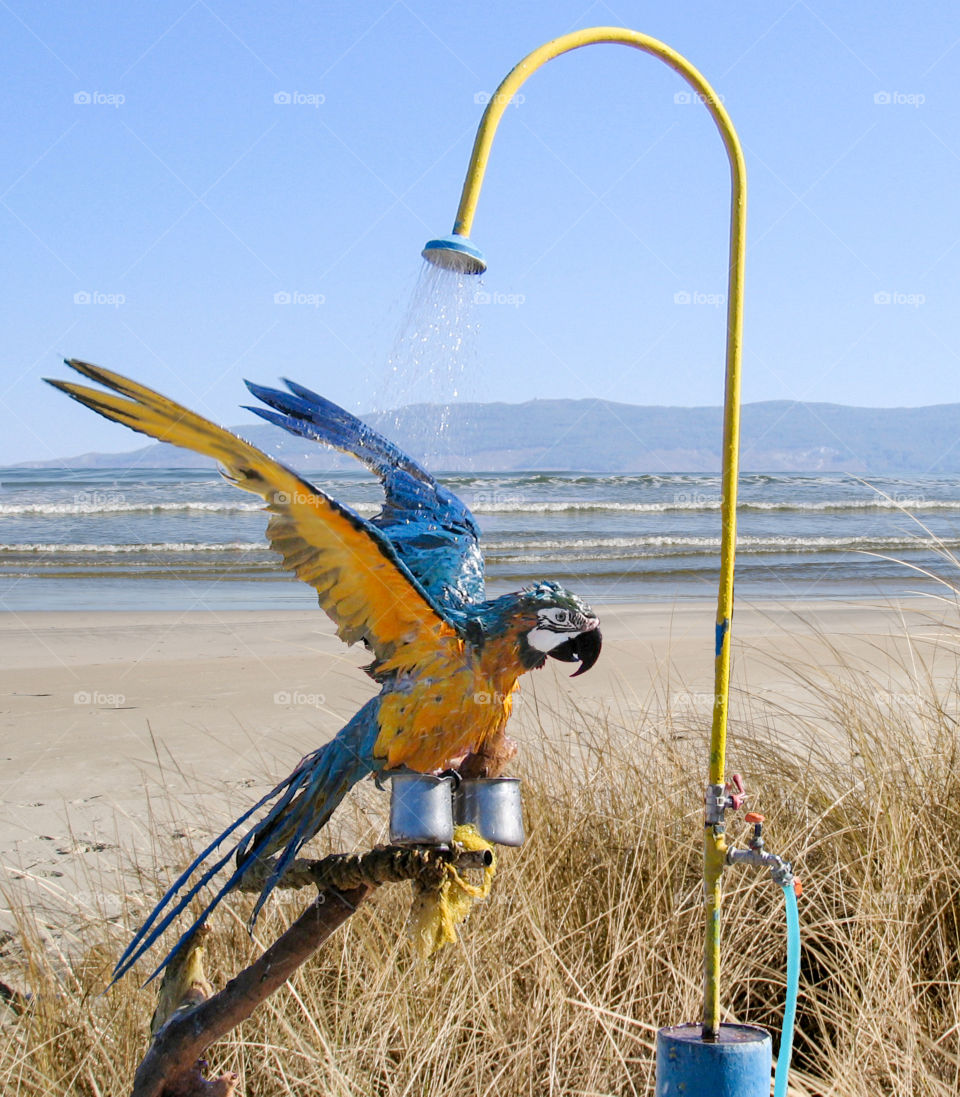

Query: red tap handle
[[724, 773, 746, 810]]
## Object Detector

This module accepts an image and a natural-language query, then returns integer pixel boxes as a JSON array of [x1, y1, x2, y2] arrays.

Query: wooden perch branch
[[130, 843, 493, 1097], [132, 883, 370, 1097], [235, 842, 493, 895]]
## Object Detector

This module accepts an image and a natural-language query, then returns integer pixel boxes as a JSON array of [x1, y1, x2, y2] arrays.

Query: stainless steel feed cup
[[455, 777, 525, 847], [389, 773, 455, 845]]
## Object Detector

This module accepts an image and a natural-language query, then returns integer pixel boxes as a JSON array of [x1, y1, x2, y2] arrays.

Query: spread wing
[[244, 379, 485, 614], [46, 361, 464, 671]]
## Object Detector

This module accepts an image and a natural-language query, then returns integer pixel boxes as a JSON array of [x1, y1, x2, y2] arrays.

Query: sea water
[[2, 468, 959, 611]]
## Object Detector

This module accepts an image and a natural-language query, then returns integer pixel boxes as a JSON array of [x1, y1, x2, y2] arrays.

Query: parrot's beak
[[548, 621, 602, 677]]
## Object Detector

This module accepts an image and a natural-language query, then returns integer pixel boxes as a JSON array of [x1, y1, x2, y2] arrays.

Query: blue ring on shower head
[[421, 234, 487, 274]]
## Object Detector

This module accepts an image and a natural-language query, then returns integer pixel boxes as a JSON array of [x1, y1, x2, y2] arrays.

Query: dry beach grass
[[2, 604, 960, 1096]]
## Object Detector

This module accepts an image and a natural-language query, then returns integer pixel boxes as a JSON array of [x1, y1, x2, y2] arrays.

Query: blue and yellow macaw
[[47, 360, 602, 981]]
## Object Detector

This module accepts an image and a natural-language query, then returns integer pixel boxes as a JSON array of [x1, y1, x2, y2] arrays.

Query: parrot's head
[[481, 581, 602, 677]]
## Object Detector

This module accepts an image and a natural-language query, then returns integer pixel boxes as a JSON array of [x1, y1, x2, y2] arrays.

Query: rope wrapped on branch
[[235, 840, 493, 896], [133, 836, 496, 1097]]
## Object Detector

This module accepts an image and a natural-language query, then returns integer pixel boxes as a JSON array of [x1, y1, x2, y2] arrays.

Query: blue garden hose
[[774, 881, 800, 1097], [654, 876, 800, 1095]]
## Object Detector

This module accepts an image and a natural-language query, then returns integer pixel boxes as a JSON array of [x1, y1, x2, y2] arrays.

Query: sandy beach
[[2, 597, 957, 936]]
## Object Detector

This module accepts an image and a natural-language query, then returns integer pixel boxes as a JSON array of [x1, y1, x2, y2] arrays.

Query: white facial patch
[[527, 607, 582, 653]]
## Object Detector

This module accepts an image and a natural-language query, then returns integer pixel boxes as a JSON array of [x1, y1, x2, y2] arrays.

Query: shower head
[[421, 234, 487, 275]]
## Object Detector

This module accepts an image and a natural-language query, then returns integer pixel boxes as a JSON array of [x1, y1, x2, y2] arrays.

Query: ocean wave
[[3, 533, 957, 561], [441, 473, 718, 488], [0, 541, 265, 554], [738, 498, 960, 512], [0, 496, 700, 517], [487, 533, 960, 563], [4, 493, 959, 518], [0, 500, 382, 517], [469, 498, 960, 514], [0, 501, 263, 517], [469, 500, 718, 513]]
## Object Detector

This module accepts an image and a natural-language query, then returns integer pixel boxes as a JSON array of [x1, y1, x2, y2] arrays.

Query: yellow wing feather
[[48, 361, 459, 669]]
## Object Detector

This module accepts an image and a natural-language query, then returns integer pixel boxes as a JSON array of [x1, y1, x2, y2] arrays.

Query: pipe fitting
[[727, 809, 788, 878], [704, 773, 748, 825], [726, 846, 795, 888], [704, 783, 728, 825]]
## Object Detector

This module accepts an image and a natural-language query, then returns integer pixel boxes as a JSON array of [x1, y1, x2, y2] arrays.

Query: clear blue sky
[[2, 1, 958, 464]]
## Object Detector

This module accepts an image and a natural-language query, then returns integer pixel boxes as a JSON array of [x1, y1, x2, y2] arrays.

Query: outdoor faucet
[[726, 813, 801, 893]]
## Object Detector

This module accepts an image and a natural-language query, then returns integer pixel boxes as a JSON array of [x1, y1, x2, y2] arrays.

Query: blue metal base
[[656, 1024, 771, 1096]]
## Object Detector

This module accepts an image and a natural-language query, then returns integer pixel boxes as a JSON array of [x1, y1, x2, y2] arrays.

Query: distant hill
[[12, 399, 960, 473]]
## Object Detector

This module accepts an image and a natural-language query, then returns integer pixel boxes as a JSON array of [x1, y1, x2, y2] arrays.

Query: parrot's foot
[[458, 735, 519, 779]]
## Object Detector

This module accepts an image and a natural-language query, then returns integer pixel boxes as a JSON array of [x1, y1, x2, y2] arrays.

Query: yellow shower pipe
[[426, 27, 746, 1039]]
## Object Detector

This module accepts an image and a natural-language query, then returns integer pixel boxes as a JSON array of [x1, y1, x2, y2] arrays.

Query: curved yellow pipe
[[443, 27, 745, 1039]]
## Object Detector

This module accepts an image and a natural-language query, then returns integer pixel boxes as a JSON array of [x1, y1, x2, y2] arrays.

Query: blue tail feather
[[114, 756, 321, 984], [111, 773, 296, 980], [247, 807, 316, 928], [113, 701, 383, 984]]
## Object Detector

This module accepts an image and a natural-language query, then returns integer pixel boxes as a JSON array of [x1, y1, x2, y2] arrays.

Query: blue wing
[[244, 379, 485, 614]]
